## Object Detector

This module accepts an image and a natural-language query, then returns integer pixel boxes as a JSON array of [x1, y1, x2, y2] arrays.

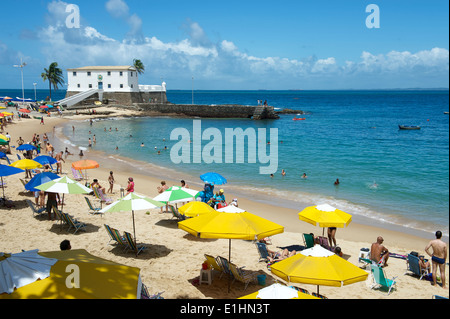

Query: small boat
[[293, 117, 306, 121], [398, 125, 421, 130], [444, 111, 449, 114]]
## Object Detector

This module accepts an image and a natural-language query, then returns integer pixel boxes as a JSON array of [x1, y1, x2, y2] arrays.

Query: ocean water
[[4, 89, 448, 237]]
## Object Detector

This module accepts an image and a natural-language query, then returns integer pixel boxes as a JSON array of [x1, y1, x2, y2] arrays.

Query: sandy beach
[[1, 105, 448, 300]]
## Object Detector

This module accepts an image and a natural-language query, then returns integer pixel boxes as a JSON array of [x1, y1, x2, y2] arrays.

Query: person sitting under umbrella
[[91, 179, 106, 194], [211, 189, 226, 209]]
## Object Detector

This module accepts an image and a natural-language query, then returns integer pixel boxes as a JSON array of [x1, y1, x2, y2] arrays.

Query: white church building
[[62, 65, 167, 107]]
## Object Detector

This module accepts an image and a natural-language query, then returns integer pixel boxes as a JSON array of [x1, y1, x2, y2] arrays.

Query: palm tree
[[133, 59, 145, 75], [41, 62, 65, 101]]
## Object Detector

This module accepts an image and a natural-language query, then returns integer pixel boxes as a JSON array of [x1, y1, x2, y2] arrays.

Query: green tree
[[41, 62, 65, 101], [133, 59, 145, 75]]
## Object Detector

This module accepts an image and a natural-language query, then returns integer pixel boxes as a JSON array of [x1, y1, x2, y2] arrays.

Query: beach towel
[[389, 252, 407, 260]]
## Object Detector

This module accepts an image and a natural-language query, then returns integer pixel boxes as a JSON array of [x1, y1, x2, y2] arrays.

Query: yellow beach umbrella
[[178, 210, 284, 292], [1, 112, 13, 116], [270, 245, 368, 294], [0, 134, 9, 141], [299, 204, 352, 236], [178, 201, 216, 217], [10, 159, 43, 170], [238, 283, 319, 299], [0, 249, 142, 299]]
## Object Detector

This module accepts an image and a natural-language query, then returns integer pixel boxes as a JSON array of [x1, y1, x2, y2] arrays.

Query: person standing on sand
[[108, 171, 115, 193], [157, 181, 169, 212], [54, 151, 65, 174], [425, 231, 448, 289]]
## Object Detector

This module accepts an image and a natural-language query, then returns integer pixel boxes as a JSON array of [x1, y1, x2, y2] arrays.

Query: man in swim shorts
[[425, 231, 447, 289], [370, 236, 389, 267]]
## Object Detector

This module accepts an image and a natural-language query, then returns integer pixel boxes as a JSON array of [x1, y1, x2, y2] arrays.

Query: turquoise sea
[[3, 89, 449, 238]]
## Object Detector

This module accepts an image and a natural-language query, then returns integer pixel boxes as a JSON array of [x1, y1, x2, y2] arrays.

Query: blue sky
[[0, 0, 448, 90]]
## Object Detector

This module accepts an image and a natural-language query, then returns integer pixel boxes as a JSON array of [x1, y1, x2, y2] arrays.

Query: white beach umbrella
[[217, 205, 246, 213], [256, 283, 302, 299], [0, 249, 57, 294], [153, 186, 199, 203], [35, 176, 92, 194]]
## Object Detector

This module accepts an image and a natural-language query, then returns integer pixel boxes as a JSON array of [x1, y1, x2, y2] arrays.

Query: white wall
[[67, 69, 139, 92]]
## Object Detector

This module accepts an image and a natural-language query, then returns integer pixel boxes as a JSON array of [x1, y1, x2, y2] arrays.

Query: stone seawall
[[134, 103, 279, 120]]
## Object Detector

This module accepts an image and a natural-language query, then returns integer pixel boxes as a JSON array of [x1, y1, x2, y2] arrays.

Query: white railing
[[139, 84, 166, 92], [56, 89, 100, 107]]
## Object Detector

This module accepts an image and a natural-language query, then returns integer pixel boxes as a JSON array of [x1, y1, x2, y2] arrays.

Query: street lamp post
[[192, 76, 194, 105], [13, 58, 27, 104]]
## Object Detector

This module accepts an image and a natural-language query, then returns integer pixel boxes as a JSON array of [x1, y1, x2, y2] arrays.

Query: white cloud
[[31, 1, 449, 89], [105, 0, 129, 18]]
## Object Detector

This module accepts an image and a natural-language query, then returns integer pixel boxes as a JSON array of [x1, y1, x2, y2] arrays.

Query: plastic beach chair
[[370, 264, 397, 295], [93, 187, 113, 205], [405, 254, 429, 280], [84, 196, 103, 216], [204, 254, 224, 277], [303, 233, 315, 249], [255, 242, 270, 262], [123, 231, 146, 256], [71, 167, 83, 181], [26, 199, 45, 217], [64, 213, 87, 234], [229, 262, 258, 290], [169, 205, 185, 220]]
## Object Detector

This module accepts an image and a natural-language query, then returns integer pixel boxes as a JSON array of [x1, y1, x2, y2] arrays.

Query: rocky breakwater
[[134, 103, 280, 120]]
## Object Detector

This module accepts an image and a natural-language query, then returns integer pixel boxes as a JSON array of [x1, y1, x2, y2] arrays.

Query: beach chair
[[229, 262, 258, 290], [71, 167, 83, 181], [123, 231, 146, 256], [312, 292, 328, 299], [217, 256, 232, 277], [19, 179, 31, 192], [255, 242, 270, 262], [204, 254, 224, 278], [110, 227, 129, 251], [64, 213, 87, 234], [169, 205, 185, 220], [317, 236, 335, 252], [302, 233, 315, 249], [104, 224, 118, 245], [432, 295, 449, 299], [405, 254, 429, 280], [370, 264, 397, 296], [84, 196, 103, 216], [26, 199, 45, 217], [93, 187, 113, 205]]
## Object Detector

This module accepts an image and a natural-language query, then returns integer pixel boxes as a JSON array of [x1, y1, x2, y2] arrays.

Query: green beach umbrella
[[99, 193, 165, 256], [153, 186, 199, 204], [35, 176, 92, 220], [35, 176, 92, 195], [0, 139, 9, 146]]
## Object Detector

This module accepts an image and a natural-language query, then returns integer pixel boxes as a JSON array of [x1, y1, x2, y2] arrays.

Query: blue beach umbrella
[[200, 172, 227, 185], [16, 144, 37, 151], [25, 172, 60, 192], [33, 155, 58, 166], [0, 152, 6, 158], [0, 164, 24, 200]]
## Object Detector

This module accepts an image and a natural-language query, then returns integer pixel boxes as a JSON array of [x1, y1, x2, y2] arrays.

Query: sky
[[0, 0, 448, 90]]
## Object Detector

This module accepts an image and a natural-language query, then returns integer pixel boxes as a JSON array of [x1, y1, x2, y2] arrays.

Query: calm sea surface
[[3, 89, 449, 237]]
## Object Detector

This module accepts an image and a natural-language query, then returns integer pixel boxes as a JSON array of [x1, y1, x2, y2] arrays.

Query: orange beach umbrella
[[72, 159, 99, 181], [72, 160, 99, 170]]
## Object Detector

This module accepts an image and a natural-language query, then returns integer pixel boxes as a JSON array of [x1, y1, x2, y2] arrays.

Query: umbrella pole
[[132, 210, 137, 257], [228, 238, 231, 293]]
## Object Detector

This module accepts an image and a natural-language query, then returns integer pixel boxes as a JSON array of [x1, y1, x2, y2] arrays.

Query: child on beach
[[126, 177, 134, 195], [108, 171, 115, 193]]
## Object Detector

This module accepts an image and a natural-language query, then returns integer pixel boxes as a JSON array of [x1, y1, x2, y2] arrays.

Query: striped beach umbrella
[[35, 176, 91, 194], [153, 186, 199, 203]]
